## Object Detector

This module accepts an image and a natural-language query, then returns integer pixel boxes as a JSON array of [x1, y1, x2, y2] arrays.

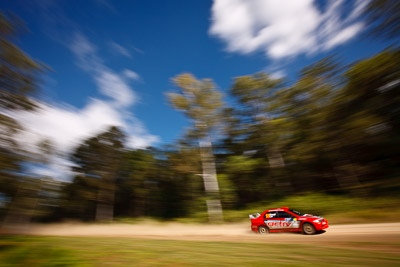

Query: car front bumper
[[314, 222, 329, 231]]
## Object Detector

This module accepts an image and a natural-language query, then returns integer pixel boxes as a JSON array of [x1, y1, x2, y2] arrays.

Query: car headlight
[[313, 219, 323, 223]]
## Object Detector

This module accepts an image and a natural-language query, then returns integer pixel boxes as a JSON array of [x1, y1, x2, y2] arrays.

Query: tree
[[167, 73, 224, 222], [331, 48, 400, 188], [115, 148, 157, 217], [70, 126, 125, 221], [167, 143, 210, 216], [0, 12, 43, 225], [226, 73, 291, 201], [58, 175, 98, 221], [281, 58, 356, 190], [230, 73, 286, 169]]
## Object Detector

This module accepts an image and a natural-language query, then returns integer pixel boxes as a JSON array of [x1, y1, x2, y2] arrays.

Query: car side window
[[264, 211, 277, 219], [278, 211, 294, 218]]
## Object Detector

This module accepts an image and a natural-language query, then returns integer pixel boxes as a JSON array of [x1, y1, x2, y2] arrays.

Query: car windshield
[[288, 209, 303, 216]]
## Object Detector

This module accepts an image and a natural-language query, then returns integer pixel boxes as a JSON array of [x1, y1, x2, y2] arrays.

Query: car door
[[278, 211, 300, 229], [263, 211, 284, 229]]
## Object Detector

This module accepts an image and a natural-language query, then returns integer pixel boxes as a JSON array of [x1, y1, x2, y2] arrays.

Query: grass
[[0, 236, 399, 266]]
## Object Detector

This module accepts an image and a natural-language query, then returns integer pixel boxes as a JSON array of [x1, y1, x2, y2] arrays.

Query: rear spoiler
[[249, 213, 261, 219]]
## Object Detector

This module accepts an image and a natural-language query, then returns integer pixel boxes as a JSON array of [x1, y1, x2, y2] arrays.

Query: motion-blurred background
[[0, 0, 399, 231]]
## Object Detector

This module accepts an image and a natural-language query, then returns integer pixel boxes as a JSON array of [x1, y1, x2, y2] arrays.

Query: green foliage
[[71, 126, 125, 176], [167, 73, 224, 139], [217, 174, 237, 208], [0, 12, 44, 225], [0, 12, 42, 111], [61, 127, 125, 221], [59, 175, 97, 221]]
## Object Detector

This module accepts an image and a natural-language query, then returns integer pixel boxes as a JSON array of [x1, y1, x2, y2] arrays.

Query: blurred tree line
[[0, 4, 399, 224]]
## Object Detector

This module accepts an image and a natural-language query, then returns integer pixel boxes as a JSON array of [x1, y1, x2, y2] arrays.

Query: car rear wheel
[[258, 225, 269, 235], [302, 223, 316, 235]]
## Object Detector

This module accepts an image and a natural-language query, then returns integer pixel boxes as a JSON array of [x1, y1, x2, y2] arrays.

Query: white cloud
[[15, 100, 121, 154], [95, 71, 136, 107], [70, 33, 101, 71], [209, 0, 368, 59], [110, 41, 132, 58], [123, 69, 140, 81], [29, 157, 76, 181], [71, 33, 137, 108], [11, 33, 159, 180], [270, 70, 286, 80], [14, 99, 158, 155], [13, 97, 159, 180], [323, 23, 364, 50]]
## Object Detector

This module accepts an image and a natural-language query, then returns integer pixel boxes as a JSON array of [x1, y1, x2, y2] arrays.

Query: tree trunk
[[332, 141, 361, 189], [267, 148, 285, 168], [95, 202, 114, 221], [2, 178, 40, 228], [95, 174, 115, 221], [199, 137, 223, 223]]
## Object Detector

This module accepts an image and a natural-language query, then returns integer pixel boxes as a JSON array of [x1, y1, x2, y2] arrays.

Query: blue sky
[[1, 0, 390, 171]]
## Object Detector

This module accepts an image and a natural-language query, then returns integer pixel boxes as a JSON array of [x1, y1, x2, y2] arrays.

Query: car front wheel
[[258, 225, 269, 235], [302, 223, 316, 235]]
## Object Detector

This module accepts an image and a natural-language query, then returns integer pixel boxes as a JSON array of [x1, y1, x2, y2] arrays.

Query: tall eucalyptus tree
[[167, 73, 224, 222]]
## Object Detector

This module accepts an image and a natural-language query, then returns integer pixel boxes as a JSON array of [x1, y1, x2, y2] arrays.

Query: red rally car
[[249, 207, 328, 235]]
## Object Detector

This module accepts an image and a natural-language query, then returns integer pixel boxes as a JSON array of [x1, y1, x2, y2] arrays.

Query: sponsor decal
[[264, 220, 300, 229], [264, 213, 276, 219]]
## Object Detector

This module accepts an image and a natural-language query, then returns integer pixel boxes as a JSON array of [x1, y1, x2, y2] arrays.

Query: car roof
[[266, 207, 289, 212]]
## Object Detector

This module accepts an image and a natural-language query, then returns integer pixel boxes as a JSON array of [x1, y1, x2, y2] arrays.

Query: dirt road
[[4, 222, 400, 245]]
